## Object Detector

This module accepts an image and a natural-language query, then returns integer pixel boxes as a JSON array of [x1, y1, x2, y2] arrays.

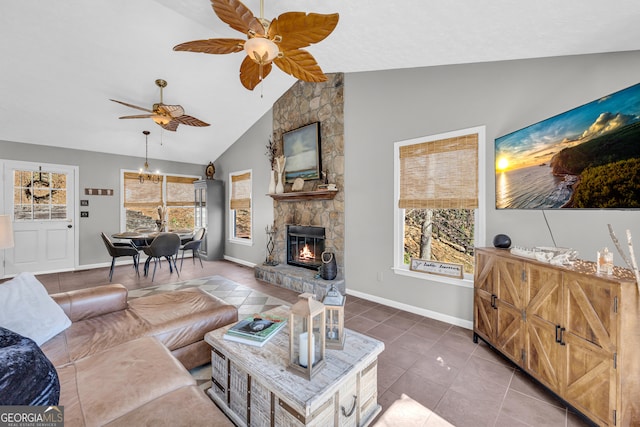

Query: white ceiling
[[2, 0, 640, 165]]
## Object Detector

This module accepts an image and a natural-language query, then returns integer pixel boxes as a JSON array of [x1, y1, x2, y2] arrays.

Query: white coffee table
[[205, 306, 384, 427]]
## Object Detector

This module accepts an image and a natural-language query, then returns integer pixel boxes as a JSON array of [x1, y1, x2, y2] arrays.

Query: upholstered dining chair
[[142, 232, 181, 281], [179, 227, 206, 271], [100, 232, 140, 282]]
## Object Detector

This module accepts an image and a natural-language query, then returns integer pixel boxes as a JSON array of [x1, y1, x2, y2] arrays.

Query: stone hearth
[[254, 264, 344, 301]]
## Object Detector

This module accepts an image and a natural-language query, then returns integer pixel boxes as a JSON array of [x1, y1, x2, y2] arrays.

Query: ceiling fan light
[[244, 37, 278, 64], [152, 115, 171, 125]]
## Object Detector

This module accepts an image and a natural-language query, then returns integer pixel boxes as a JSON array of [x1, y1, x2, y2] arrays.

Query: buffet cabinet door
[[524, 263, 564, 392], [562, 272, 618, 427]]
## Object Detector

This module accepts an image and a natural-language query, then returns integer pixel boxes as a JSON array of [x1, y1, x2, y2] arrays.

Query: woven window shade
[[123, 172, 163, 208], [230, 172, 251, 210], [166, 176, 198, 206], [399, 134, 478, 209]]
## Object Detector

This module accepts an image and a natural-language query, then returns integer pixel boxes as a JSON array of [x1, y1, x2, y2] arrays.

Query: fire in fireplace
[[287, 225, 325, 270]]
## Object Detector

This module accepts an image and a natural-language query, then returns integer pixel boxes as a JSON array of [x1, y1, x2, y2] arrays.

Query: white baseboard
[[223, 255, 256, 268], [346, 288, 473, 330]]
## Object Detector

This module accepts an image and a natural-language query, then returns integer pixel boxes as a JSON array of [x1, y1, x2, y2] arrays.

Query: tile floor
[[19, 258, 593, 427]]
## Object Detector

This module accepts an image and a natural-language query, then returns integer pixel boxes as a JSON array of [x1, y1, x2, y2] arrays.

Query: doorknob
[[67, 224, 73, 229]]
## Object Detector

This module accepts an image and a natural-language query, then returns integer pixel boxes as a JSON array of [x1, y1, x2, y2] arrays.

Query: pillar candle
[[298, 332, 315, 367]]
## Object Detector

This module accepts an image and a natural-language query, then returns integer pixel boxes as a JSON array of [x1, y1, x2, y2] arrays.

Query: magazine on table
[[223, 313, 287, 347]]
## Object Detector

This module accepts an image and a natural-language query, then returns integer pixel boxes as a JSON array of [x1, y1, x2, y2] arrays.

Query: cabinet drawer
[[359, 361, 378, 424], [338, 375, 358, 427], [248, 376, 272, 427], [275, 396, 334, 427], [229, 361, 249, 424]]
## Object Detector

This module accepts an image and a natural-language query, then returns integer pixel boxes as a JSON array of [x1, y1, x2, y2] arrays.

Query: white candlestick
[[299, 332, 315, 367]]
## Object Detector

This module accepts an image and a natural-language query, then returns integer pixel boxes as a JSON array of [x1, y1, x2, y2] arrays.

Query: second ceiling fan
[[173, 0, 339, 90], [110, 79, 210, 131]]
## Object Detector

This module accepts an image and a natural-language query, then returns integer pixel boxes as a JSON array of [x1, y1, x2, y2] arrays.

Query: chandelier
[[139, 130, 161, 184]]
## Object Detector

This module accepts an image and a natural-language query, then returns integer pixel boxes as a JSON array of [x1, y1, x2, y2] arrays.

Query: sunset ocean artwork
[[495, 82, 640, 209]]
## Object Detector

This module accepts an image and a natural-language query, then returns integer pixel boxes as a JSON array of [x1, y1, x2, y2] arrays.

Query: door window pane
[[13, 169, 68, 221]]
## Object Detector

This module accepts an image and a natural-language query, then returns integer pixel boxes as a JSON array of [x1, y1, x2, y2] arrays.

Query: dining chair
[[142, 232, 181, 281], [100, 232, 140, 281], [179, 227, 206, 271]]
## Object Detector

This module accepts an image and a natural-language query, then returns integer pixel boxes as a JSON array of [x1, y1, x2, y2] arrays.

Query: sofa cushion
[[0, 272, 71, 345], [41, 309, 150, 367], [0, 327, 60, 405], [51, 284, 128, 322], [129, 287, 238, 351], [104, 385, 233, 427], [57, 336, 196, 427]]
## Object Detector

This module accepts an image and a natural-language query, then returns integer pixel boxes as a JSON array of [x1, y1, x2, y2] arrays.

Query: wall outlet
[[377, 271, 383, 282]]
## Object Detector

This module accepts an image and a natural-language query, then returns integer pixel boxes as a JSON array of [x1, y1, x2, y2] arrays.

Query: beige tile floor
[[23, 258, 593, 427]]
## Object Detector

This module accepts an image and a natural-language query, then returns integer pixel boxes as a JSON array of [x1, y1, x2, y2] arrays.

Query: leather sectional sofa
[[40, 283, 238, 426]]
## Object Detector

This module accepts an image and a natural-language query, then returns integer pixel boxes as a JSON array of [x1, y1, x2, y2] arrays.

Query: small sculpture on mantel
[[318, 171, 337, 192], [292, 178, 304, 191]]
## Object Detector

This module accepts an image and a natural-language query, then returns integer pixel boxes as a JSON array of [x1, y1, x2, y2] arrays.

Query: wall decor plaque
[[409, 258, 463, 278]]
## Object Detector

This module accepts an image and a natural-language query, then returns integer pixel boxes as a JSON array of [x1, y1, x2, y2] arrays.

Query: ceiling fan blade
[[211, 0, 264, 36], [273, 49, 327, 83], [161, 120, 180, 132], [268, 12, 339, 52], [110, 99, 153, 113], [157, 104, 185, 118], [173, 38, 244, 54], [239, 55, 272, 90], [118, 114, 154, 119], [174, 115, 210, 127]]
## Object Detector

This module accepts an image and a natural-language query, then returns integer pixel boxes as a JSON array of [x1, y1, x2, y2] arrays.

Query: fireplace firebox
[[287, 225, 325, 270]]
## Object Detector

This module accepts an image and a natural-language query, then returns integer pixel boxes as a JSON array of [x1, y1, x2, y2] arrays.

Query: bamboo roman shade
[[398, 133, 478, 209], [123, 172, 162, 208], [166, 176, 198, 206], [230, 172, 251, 210]]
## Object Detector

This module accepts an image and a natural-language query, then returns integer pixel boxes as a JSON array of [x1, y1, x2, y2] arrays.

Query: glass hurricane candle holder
[[288, 293, 326, 380]]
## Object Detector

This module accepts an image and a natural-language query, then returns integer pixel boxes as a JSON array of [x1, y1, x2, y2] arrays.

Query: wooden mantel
[[267, 189, 338, 202]]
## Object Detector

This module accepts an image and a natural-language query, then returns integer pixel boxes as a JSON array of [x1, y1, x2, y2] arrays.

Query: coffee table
[[205, 306, 385, 427]]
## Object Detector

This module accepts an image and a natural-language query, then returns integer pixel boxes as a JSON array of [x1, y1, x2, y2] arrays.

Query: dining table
[[111, 229, 195, 246], [111, 230, 195, 276]]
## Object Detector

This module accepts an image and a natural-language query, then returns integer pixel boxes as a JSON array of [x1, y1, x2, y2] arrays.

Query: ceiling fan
[[173, 0, 339, 90], [110, 79, 210, 131]]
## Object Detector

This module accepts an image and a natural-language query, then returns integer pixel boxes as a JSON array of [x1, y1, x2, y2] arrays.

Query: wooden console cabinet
[[474, 248, 640, 427]]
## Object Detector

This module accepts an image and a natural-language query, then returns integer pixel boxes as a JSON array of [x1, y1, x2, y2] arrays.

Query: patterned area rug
[[128, 275, 289, 390]]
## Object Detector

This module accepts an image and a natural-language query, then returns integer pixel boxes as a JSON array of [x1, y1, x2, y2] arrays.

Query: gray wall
[[215, 110, 275, 265], [0, 140, 205, 266], [344, 50, 640, 324], [218, 50, 640, 326]]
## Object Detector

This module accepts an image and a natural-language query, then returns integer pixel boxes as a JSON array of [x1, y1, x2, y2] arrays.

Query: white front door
[[2, 160, 78, 276]]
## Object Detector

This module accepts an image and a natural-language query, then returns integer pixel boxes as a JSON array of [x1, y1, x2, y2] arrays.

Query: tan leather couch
[[41, 284, 237, 426]]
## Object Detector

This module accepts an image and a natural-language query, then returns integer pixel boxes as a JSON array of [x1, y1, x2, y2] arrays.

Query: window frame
[[119, 169, 200, 232], [228, 169, 253, 246], [392, 126, 486, 288]]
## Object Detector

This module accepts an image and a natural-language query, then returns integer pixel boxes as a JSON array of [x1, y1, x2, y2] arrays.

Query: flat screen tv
[[495, 82, 640, 209]]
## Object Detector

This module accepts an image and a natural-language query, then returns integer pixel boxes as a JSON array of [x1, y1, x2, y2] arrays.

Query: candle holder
[[263, 224, 278, 266], [288, 293, 326, 380], [323, 284, 345, 349]]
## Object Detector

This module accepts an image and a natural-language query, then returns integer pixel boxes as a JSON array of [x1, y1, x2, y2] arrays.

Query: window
[[121, 171, 198, 231], [13, 170, 68, 220], [229, 169, 252, 244], [394, 126, 485, 285]]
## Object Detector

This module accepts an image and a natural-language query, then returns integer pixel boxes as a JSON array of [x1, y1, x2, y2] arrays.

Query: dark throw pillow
[[0, 326, 60, 405]]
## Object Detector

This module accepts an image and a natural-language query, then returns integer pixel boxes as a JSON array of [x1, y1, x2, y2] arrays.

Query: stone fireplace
[[287, 225, 325, 270], [254, 73, 345, 299]]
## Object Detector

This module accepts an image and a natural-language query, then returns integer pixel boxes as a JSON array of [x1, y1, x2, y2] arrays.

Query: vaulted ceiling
[[2, 1, 640, 164]]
